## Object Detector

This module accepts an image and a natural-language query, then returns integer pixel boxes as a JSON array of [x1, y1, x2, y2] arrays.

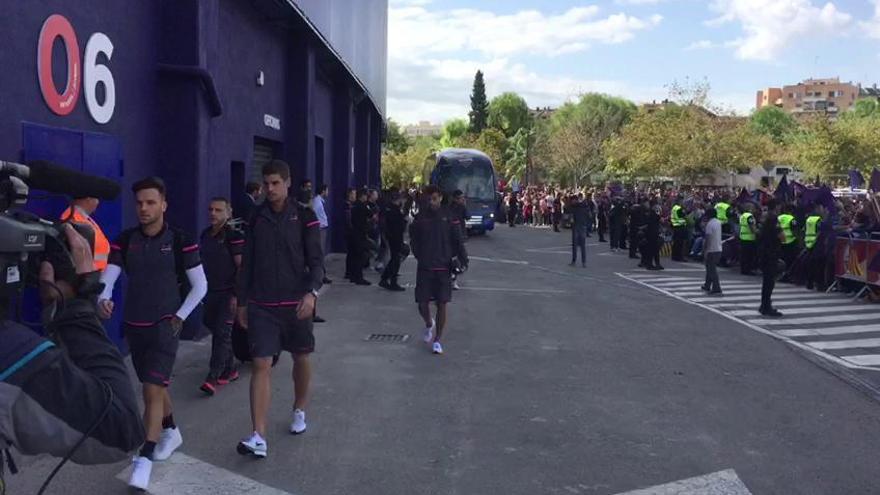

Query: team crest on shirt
[[160, 243, 173, 254]]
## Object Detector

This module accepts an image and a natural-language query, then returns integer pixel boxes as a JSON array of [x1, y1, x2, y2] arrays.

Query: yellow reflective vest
[[739, 212, 755, 241]]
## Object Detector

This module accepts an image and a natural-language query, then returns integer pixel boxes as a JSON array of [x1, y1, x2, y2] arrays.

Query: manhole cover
[[365, 333, 410, 343]]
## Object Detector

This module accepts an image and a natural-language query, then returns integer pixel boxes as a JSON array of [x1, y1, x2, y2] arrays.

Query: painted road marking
[[726, 305, 878, 317], [629, 277, 695, 283], [652, 280, 759, 288], [777, 324, 880, 338], [749, 313, 880, 326], [807, 338, 880, 350], [115, 453, 293, 494], [459, 286, 567, 294], [613, 469, 752, 495], [673, 287, 806, 296], [469, 256, 529, 265], [691, 293, 849, 303], [618, 272, 880, 372], [843, 355, 880, 366], [707, 298, 858, 309]]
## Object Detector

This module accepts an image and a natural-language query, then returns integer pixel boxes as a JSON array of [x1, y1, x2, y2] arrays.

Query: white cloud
[[861, 0, 880, 38], [387, 4, 663, 124], [390, 6, 662, 59], [708, 0, 851, 61], [615, 0, 664, 4], [685, 40, 716, 50]]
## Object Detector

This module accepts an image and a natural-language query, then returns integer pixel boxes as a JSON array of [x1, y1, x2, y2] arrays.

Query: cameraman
[[1, 224, 144, 491]]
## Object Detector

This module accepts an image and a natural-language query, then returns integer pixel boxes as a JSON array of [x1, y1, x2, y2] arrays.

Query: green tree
[[504, 127, 532, 182], [488, 92, 532, 138], [468, 70, 489, 134], [541, 93, 637, 186], [474, 128, 507, 174], [750, 106, 797, 144], [848, 99, 880, 119], [384, 119, 411, 154], [605, 105, 770, 183], [439, 118, 470, 149], [788, 113, 880, 178], [381, 137, 435, 189]]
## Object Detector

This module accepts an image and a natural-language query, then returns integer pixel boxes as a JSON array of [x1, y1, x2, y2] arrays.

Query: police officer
[[670, 197, 687, 262], [778, 204, 799, 279], [715, 195, 732, 236], [758, 200, 784, 317], [98, 177, 208, 490], [198, 197, 244, 396], [804, 206, 825, 291], [739, 203, 758, 275], [379, 191, 407, 291], [60, 196, 111, 271]]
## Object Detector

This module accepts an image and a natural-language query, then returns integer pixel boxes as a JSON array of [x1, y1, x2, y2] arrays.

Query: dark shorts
[[415, 269, 452, 304], [247, 303, 315, 358], [125, 320, 179, 387], [203, 291, 234, 331]]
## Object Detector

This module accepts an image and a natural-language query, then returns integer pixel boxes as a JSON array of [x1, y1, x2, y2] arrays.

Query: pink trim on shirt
[[306, 220, 321, 228], [229, 239, 245, 245], [182, 244, 199, 253], [125, 314, 175, 327]]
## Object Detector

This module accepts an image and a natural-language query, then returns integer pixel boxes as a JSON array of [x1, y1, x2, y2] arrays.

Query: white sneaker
[[432, 341, 443, 354], [452, 281, 460, 290], [237, 432, 268, 458], [290, 409, 307, 435], [423, 319, 435, 343], [153, 427, 182, 461], [128, 456, 153, 491]]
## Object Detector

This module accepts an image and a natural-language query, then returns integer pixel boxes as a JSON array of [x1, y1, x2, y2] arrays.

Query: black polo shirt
[[109, 224, 201, 327], [200, 224, 244, 292]]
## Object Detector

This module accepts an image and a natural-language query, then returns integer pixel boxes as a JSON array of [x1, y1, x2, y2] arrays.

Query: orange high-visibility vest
[[60, 206, 110, 271]]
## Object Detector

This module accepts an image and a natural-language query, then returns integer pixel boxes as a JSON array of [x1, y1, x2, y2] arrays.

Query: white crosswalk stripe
[[618, 271, 880, 372]]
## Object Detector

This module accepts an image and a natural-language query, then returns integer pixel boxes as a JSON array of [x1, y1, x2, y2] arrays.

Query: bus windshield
[[435, 161, 495, 202]]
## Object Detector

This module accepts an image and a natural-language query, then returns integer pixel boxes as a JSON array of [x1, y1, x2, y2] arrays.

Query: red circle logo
[[37, 14, 81, 116]]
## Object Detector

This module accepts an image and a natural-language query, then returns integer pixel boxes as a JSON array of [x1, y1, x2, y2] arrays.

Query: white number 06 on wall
[[37, 14, 115, 124]]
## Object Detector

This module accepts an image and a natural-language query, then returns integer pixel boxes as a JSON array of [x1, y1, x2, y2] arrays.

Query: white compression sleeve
[[175, 264, 208, 321], [98, 264, 122, 301]]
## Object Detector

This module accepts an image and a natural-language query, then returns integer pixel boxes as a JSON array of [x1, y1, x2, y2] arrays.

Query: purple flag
[[870, 167, 880, 192], [849, 169, 865, 190]]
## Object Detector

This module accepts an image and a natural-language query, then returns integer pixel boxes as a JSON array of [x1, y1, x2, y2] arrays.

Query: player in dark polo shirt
[[199, 197, 245, 395], [97, 177, 208, 490], [409, 185, 468, 355], [235, 160, 324, 459]]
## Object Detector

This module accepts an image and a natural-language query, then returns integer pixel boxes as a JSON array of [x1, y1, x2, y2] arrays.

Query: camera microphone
[[0, 160, 121, 200]]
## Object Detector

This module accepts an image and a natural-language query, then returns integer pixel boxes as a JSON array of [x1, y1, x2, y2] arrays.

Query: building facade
[[756, 78, 858, 116], [1, 0, 387, 344], [1, 0, 387, 250], [403, 121, 442, 138]]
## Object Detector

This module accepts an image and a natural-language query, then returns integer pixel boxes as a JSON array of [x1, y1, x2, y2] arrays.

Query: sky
[[387, 0, 880, 125]]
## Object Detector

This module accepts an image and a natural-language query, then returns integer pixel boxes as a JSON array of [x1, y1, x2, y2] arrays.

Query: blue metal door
[[21, 122, 126, 350]]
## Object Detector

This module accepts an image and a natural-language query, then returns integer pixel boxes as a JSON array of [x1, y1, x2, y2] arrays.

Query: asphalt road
[[9, 224, 880, 495]]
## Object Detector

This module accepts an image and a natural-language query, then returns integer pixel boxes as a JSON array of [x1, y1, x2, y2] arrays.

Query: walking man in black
[[98, 177, 208, 490], [379, 191, 407, 291], [758, 200, 784, 317], [410, 185, 468, 355], [349, 189, 373, 286], [569, 195, 589, 267], [199, 197, 244, 396], [643, 202, 664, 270], [235, 159, 324, 458]]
